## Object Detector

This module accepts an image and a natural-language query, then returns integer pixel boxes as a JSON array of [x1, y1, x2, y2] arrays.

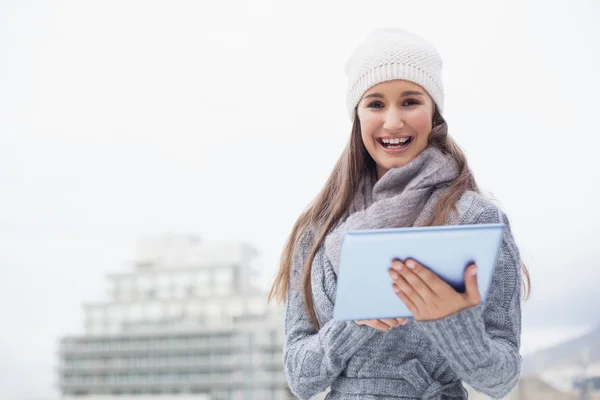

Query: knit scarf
[[324, 145, 460, 275]]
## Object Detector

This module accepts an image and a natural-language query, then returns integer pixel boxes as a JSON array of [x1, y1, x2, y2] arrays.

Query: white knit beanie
[[345, 28, 444, 120]]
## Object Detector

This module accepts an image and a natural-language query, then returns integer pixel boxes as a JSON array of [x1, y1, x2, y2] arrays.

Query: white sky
[[1, 0, 599, 399]]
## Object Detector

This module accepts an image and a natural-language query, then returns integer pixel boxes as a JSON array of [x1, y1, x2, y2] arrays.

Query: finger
[[395, 260, 436, 302], [396, 318, 409, 325], [393, 283, 419, 315], [464, 264, 481, 304], [356, 319, 388, 331], [368, 319, 393, 331], [379, 318, 400, 328], [404, 258, 451, 295], [393, 273, 426, 308]]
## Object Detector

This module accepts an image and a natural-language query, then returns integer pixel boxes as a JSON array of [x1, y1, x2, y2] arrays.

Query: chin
[[380, 154, 416, 169]]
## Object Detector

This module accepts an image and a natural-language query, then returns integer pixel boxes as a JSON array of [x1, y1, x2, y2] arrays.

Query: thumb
[[464, 264, 481, 304]]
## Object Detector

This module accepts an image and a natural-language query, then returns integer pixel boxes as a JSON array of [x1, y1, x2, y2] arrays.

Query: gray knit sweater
[[283, 191, 522, 400]]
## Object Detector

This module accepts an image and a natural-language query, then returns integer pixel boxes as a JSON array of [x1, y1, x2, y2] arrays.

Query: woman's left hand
[[389, 259, 481, 321]]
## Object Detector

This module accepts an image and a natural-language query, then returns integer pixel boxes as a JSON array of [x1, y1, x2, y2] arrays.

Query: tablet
[[333, 223, 505, 321]]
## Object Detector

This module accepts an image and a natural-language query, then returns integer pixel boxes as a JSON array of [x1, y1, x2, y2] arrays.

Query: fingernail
[[470, 267, 478, 276], [406, 260, 416, 269], [400, 319, 409, 325], [392, 261, 403, 271], [392, 285, 400, 293], [389, 269, 399, 281]]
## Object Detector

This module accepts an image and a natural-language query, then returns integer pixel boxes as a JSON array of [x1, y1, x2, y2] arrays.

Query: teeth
[[382, 137, 410, 144]]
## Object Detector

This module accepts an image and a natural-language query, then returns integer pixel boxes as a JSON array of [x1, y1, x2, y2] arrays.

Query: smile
[[377, 136, 413, 153]]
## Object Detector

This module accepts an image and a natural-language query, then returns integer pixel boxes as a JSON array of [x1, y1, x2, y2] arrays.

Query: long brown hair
[[268, 108, 531, 328]]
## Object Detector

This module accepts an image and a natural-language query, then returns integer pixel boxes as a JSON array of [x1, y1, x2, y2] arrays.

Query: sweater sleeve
[[415, 207, 523, 399], [283, 234, 378, 400]]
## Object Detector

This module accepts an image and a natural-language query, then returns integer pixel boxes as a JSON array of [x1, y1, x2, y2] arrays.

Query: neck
[[376, 165, 387, 181], [372, 147, 452, 200]]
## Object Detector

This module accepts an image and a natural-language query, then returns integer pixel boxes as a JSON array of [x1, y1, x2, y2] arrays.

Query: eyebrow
[[363, 90, 426, 100]]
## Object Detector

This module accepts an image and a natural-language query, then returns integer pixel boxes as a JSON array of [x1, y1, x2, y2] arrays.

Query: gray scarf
[[324, 145, 460, 275]]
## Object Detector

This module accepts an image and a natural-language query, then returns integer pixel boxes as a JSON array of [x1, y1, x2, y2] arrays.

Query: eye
[[366, 101, 385, 109], [402, 98, 421, 106]]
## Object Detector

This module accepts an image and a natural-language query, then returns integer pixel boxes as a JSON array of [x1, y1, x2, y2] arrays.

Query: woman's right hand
[[354, 318, 408, 331]]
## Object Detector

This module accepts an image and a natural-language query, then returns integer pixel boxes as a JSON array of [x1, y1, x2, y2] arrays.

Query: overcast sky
[[1, 0, 600, 399]]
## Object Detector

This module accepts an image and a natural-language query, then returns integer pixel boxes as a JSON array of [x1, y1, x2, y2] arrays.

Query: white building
[[58, 234, 294, 400]]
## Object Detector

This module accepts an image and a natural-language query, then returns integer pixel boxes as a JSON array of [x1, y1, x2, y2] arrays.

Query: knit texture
[[282, 157, 523, 399], [345, 28, 444, 120]]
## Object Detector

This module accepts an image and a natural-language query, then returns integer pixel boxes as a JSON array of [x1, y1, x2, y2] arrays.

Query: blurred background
[[1, 0, 599, 399]]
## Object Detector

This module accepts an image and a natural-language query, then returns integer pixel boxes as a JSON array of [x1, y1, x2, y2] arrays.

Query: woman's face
[[356, 80, 435, 179]]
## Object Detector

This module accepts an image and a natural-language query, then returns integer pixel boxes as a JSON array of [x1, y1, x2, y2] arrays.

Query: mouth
[[377, 136, 413, 152]]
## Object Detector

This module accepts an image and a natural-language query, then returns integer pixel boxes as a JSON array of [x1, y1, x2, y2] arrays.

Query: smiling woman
[[269, 27, 530, 400]]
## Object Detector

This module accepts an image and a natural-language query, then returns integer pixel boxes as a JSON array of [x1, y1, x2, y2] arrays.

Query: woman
[[269, 28, 530, 400]]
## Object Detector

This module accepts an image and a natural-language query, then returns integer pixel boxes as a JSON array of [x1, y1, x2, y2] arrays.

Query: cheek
[[409, 110, 433, 138], [359, 114, 380, 143]]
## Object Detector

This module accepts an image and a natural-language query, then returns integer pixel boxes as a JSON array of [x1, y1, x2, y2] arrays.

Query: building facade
[[58, 235, 294, 400]]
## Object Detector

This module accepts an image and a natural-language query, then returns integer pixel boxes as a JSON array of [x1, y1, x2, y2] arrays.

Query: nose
[[382, 106, 405, 132]]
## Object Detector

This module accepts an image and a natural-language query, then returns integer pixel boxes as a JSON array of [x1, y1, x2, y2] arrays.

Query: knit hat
[[345, 28, 444, 120]]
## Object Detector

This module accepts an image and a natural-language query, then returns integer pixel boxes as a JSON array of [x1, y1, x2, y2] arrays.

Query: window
[[172, 273, 189, 298], [214, 285, 229, 296], [147, 302, 162, 320], [138, 275, 153, 292], [187, 301, 204, 318], [119, 277, 132, 299], [130, 304, 143, 321], [213, 269, 232, 295], [214, 269, 232, 285], [85, 322, 98, 336], [108, 322, 120, 335], [146, 288, 156, 298], [157, 273, 170, 299], [224, 299, 243, 317], [157, 284, 170, 299], [206, 303, 220, 317], [108, 305, 123, 321], [166, 302, 182, 318], [195, 271, 209, 289], [186, 285, 196, 297], [90, 306, 105, 323]]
